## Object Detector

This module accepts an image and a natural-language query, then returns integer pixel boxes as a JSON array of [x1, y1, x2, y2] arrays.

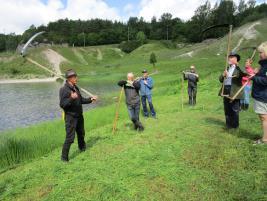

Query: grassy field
[[0, 19, 267, 200]]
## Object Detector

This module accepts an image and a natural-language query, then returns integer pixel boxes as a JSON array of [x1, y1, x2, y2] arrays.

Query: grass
[[0, 18, 267, 200]]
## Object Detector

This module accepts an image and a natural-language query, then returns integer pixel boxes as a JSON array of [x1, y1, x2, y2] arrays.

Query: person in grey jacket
[[118, 72, 144, 131], [183, 66, 199, 106], [140, 70, 156, 118]]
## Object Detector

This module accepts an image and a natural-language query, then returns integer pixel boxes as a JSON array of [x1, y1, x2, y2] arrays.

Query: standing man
[[60, 69, 97, 162], [140, 70, 156, 118], [118, 72, 144, 131], [183, 66, 199, 106], [219, 53, 245, 129]]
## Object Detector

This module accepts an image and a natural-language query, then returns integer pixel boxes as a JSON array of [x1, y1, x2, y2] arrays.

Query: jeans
[[127, 104, 142, 126], [141, 95, 156, 117], [188, 87, 197, 105], [240, 85, 251, 105], [61, 114, 86, 160]]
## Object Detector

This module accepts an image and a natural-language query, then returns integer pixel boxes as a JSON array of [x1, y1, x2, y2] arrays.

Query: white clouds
[[0, 0, 120, 34], [138, 0, 244, 21], [0, 0, 259, 34]]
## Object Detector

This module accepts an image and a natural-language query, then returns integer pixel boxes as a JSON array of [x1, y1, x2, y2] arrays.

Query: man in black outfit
[[183, 66, 199, 106], [118, 72, 144, 131], [219, 53, 245, 129], [59, 69, 97, 162]]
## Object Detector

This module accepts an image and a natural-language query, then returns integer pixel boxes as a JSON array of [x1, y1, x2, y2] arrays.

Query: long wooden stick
[[229, 49, 257, 102], [26, 57, 95, 97], [112, 87, 124, 134], [181, 77, 184, 110], [221, 25, 233, 97]]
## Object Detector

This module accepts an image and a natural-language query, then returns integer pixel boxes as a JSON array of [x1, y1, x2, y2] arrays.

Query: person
[[139, 70, 156, 118], [59, 69, 97, 162], [219, 53, 245, 129], [183, 66, 199, 106], [251, 42, 267, 144], [240, 58, 254, 110], [118, 72, 144, 131]]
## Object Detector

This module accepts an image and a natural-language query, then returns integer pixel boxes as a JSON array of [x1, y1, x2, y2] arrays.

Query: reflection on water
[[0, 81, 117, 132]]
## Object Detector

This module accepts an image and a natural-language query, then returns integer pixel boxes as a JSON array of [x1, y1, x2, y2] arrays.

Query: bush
[[119, 40, 142, 53], [160, 40, 177, 49]]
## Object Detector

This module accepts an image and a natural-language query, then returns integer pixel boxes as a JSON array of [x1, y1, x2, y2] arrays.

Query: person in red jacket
[[240, 58, 254, 110]]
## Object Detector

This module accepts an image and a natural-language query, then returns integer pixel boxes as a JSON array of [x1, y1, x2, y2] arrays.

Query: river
[[0, 81, 117, 132]]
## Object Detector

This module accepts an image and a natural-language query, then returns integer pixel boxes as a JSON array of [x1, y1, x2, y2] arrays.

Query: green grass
[[0, 18, 267, 200]]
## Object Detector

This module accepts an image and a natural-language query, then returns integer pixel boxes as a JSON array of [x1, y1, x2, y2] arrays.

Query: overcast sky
[[0, 0, 265, 34]]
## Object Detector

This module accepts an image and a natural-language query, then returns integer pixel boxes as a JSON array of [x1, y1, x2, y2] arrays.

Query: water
[[0, 81, 117, 132]]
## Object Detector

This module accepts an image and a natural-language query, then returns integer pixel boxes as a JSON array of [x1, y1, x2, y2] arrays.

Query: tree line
[[0, 0, 266, 53]]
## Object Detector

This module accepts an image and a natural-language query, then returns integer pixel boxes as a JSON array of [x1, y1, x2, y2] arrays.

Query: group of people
[[219, 42, 267, 145], [58, 42, 267, 162], [59, 69, 156, 162]]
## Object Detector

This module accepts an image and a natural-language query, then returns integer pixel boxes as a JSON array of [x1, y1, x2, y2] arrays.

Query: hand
[[70, 92, 78, 99], [144, 80, 148, 85], [223, 70, 228, 77], [254, 68, 259, 74], [91, 96, 98, 102]]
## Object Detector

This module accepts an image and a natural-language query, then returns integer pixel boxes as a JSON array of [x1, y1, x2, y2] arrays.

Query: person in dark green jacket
[[219, 53, 246, 129]]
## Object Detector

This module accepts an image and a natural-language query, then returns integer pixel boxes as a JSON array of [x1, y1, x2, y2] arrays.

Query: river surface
[[0, 81, 117, 132]]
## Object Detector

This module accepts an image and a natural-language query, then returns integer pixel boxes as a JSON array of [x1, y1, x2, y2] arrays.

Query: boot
[[61, 143, 71, 162], [244, 104, 249, 110]]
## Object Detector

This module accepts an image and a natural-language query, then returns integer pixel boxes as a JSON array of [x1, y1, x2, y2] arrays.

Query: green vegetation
[[0, 19, 267, 200], [1, 1, 267, 52]]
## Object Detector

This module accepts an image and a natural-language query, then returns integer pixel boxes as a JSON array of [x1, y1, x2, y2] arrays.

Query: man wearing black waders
[[59, 69, 97, 162], [118, 72, 144, 132], [183, 66, 199, 106]]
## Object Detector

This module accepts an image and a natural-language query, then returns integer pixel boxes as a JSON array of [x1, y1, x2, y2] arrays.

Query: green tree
[[150, 52, 157, 71], [136, 31, 146, 44]]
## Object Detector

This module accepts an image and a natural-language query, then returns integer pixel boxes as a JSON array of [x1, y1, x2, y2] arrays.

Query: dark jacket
[[219, 66, 245, 99], [252, 59, 267, 103], [59, 82, 92, 117], [118, 80, 140, 106], [184, 72, 199, 88]]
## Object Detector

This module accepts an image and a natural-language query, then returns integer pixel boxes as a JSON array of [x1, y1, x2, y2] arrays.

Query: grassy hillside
[[0, 19, 267, 200]]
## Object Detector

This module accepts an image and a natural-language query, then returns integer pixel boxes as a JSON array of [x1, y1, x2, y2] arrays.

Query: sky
[[0, 0, 265, 34]]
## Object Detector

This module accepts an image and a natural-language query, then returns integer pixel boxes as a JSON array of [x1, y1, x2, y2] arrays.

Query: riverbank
[[0, 77, 58, 84]]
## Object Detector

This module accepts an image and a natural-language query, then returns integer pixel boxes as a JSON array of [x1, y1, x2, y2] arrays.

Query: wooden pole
[[112, 87, 124, 134], [221, 25, 233, 97], [181, 76, 184, 111], [230, 49, 257, 102], [26, 57, 95, 97]]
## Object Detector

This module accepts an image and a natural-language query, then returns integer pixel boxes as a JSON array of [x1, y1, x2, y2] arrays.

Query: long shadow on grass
[[204, 117, 225, 127], [69, 136, 108, 160], [204, 117, 261, 140]]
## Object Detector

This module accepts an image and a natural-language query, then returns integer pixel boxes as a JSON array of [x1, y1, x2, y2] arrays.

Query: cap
[[142, 69, 148, 73], [229, 52, 241, 62], [65, 69, 77, 78]]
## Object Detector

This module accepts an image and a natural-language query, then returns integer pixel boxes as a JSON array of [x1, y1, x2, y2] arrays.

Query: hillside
[[0, 19, 267, 201]]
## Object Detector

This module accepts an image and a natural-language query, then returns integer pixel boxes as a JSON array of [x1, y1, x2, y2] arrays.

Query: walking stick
[[221, 25, 233, 97], [112, 87, 124, 134], [181, 76, 184, 110]]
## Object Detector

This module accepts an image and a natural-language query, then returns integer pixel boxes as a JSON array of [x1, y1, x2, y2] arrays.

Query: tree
[[136, 31, 146, 44], [160, 13, 172, 40], [238, 0, 247, 13], [248, 0, 256, 9], [150, 52, 157, 71]]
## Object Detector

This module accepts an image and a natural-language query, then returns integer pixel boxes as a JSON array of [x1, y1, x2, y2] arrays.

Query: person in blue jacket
[[252, 42, 267, 144], [139, 70, 156, 118]]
